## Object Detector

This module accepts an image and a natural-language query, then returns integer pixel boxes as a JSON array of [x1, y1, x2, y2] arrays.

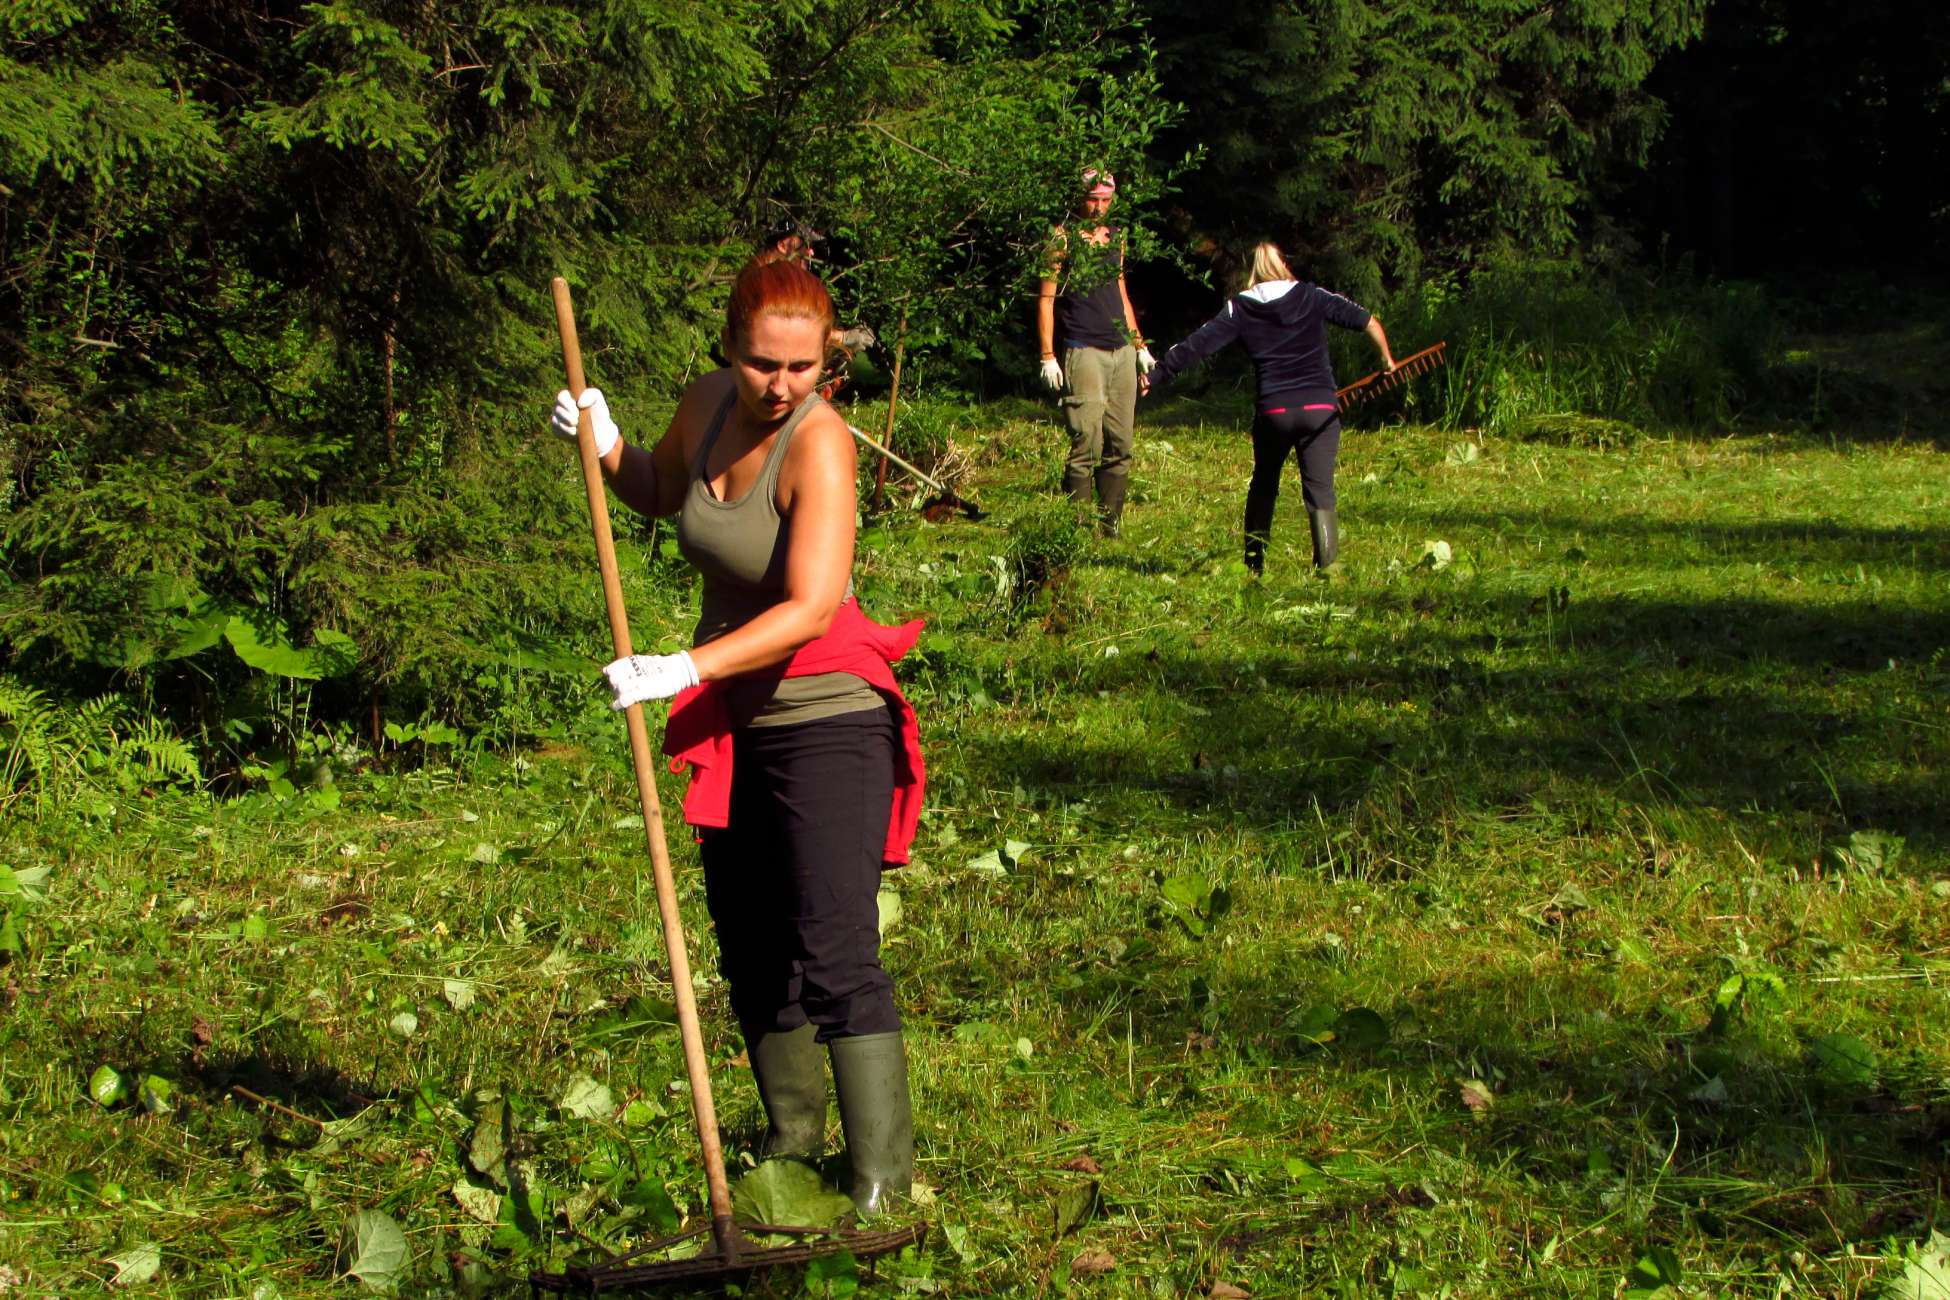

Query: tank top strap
[[690, 390, 740, 480], [754, 391, 825, 502]]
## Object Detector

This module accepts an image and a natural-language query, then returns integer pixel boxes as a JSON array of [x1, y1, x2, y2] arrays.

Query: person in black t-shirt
[[1035, 169, 1155, 536], [1144, 242, 1395, 573]]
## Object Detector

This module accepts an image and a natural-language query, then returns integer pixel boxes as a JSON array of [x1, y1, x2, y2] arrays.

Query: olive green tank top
[[677, 388, 881, 728]]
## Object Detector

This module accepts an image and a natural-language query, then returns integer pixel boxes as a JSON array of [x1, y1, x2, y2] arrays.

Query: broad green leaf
[[388, 1012, 418, 1038], [106, 1240, 162, 1287], [1332, 1008, 1389, 1049], [1883, 1230, 1950, 1300], [1052, 1181, 1100, 1237], [241, 912, 270, 944], [805, 1248, 860, 1298], [1627, 1245, 1683, 1292], [940, 1222, 974, 1261], [1847, 830, 1904, 874], [341, 1208, 408, 1290], [224, 616, 357, 681], [0, 866, 48, 900], [731, 1159, 855, 1230], [452, 1180, 501, 1224], [89, 1065, 127, 1107], [558, 1074, 613, 1120], [1810, 1033, 1877, 1088], [963, 849, 1007, 875], [442, 979, 476, 1011], [468, 1101, 508, 1186], [1289, 1004, 1339, 1044], [0, 911, 20, 956], [138, 1075, 174, 1115], [624, 1177, 682, 1233], [1159, 873, 1211, 912], [952, 1021, 1010, 1045], [468, 842, 499, 865], [876, 887, 903, 935]]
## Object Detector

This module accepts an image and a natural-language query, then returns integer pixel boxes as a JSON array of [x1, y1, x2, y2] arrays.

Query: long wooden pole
[[549, 278, 740, 1265]]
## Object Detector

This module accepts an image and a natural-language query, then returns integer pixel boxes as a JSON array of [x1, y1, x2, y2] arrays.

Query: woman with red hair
[[548, 253, 922, 1216]]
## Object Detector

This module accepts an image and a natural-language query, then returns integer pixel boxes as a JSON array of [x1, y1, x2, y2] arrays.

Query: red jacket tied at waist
[[661, 598, 926, 866]]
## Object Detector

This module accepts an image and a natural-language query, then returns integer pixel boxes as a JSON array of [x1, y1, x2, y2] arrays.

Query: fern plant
[[0, 676, 203, 809]]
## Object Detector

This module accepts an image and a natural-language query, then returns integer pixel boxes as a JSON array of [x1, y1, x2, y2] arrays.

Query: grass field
[[3, 383, 1947, 1297]]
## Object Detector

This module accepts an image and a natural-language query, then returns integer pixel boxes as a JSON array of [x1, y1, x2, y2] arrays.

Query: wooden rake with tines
[[531, 277, 924, 1293], [1335, 340, 1447, 409]]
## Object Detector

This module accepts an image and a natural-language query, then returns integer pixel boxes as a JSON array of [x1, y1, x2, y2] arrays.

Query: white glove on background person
[[1039, 358, 1065, 391], [551, 388, 620, 459], [1136, 347, 1157, 374], [603, 651, 699, 709], [837, 325, 877, 353]]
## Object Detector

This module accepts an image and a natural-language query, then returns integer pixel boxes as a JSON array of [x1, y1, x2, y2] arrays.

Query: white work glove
[[1136, 346, 1157, 375], [551, 388, 620, 459], [603, 651, 699, 710], [1039, 357, 1065, 391], [837, 325, 876, 353]]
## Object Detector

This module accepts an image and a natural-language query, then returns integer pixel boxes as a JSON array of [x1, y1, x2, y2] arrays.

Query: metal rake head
[[1339, 340, 1447, 408]]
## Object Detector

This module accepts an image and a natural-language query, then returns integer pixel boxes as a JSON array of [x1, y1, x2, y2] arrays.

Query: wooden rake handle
[[1335, 340, 1448, 408], [549, 279, 741, 1258]]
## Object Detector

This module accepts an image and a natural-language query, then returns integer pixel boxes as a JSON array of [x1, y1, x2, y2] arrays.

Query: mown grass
[[3, 377, 1947, 1297]]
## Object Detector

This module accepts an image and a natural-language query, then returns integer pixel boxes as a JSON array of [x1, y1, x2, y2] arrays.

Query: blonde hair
[[1246, 241, 1294, 288]]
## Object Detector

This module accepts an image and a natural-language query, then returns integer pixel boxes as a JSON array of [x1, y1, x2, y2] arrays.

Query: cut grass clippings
[[2, 389, 1947, 1297]]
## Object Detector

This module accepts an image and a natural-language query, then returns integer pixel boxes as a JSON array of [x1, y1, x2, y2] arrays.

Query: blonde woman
[[1143, 243, 1394, 572]]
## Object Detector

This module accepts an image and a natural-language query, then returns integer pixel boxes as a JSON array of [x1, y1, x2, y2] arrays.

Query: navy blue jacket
[[1147, 280, 1371, 409]]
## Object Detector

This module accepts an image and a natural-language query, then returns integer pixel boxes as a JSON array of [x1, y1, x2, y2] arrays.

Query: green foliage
[[1349, 261, 1786, 435], [0, 674, 201, 810], [0, 0, 1185, 765], [1142, 0, 1710, 279]]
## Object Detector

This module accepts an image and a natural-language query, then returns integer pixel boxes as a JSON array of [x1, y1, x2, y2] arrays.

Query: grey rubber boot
[[1308, 507, 1340, 569], [1095, 470, 1128, 538], [1061, 467, 1092, 503], [828, 1031, 913, 1217], [747, 1023, 826, 1161]]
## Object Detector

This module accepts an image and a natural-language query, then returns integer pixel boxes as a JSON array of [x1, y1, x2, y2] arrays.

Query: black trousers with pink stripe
[[698, 705, 900, 1043], [1245, 405, 1340, 570]]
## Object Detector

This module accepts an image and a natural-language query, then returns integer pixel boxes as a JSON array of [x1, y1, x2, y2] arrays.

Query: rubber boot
[[828, 1032, 913, 1217], [1243, 490, 1276, 575], [1308, 507, 1340, 569], [1061, 467, 1092, 504], [1243, 530, 1268, 576], [747, 1023, 826, 1161], [1095, 470, 1128, 538]]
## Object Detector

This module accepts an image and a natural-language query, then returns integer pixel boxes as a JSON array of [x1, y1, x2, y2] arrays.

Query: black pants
[[1245, 406, 1340, 570], [699, 705, 899, 1043]]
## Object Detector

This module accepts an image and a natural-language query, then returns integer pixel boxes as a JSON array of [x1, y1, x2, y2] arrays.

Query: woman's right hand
[[552, 388, 620, 458]]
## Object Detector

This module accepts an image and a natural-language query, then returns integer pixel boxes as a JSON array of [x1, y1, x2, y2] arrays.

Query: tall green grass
[[1352, 262, 1785, 437]]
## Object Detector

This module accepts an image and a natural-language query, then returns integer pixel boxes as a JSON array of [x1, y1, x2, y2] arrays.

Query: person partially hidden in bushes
[[759, 217, 877, 401], [1035, 168, 1155, 537], [1143, 241, 1395, 574], [548, 252, 924, 1217]]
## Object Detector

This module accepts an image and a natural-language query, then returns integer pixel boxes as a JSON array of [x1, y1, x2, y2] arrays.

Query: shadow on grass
[[1376, 503, 1950, 574], [953, 585, 1949, 860]]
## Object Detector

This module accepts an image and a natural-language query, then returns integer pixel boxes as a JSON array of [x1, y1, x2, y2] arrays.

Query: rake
[[1335, 340, 1447, 409], [533, 278, 925, 1293], [846, 422, 985, 522]]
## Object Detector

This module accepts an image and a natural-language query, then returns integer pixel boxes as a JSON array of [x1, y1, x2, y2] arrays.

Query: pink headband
[[1081, 168, 1116, 197]]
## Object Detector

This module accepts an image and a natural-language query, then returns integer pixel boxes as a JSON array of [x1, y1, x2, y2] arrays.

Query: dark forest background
[[3, 0, 1946, 770]]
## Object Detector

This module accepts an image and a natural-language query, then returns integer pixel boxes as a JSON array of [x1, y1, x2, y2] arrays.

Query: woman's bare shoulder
[[781, 402, 858, 487]]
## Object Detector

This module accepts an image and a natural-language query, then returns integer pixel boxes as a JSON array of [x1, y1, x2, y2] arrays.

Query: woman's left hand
[[604, 652, 699, 709]]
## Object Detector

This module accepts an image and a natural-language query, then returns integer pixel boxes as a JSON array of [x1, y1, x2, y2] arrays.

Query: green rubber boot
[[1308, 507, 1340, 570], [747, 1023, 826, 1161], [828, 1032, 913, 1217]]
